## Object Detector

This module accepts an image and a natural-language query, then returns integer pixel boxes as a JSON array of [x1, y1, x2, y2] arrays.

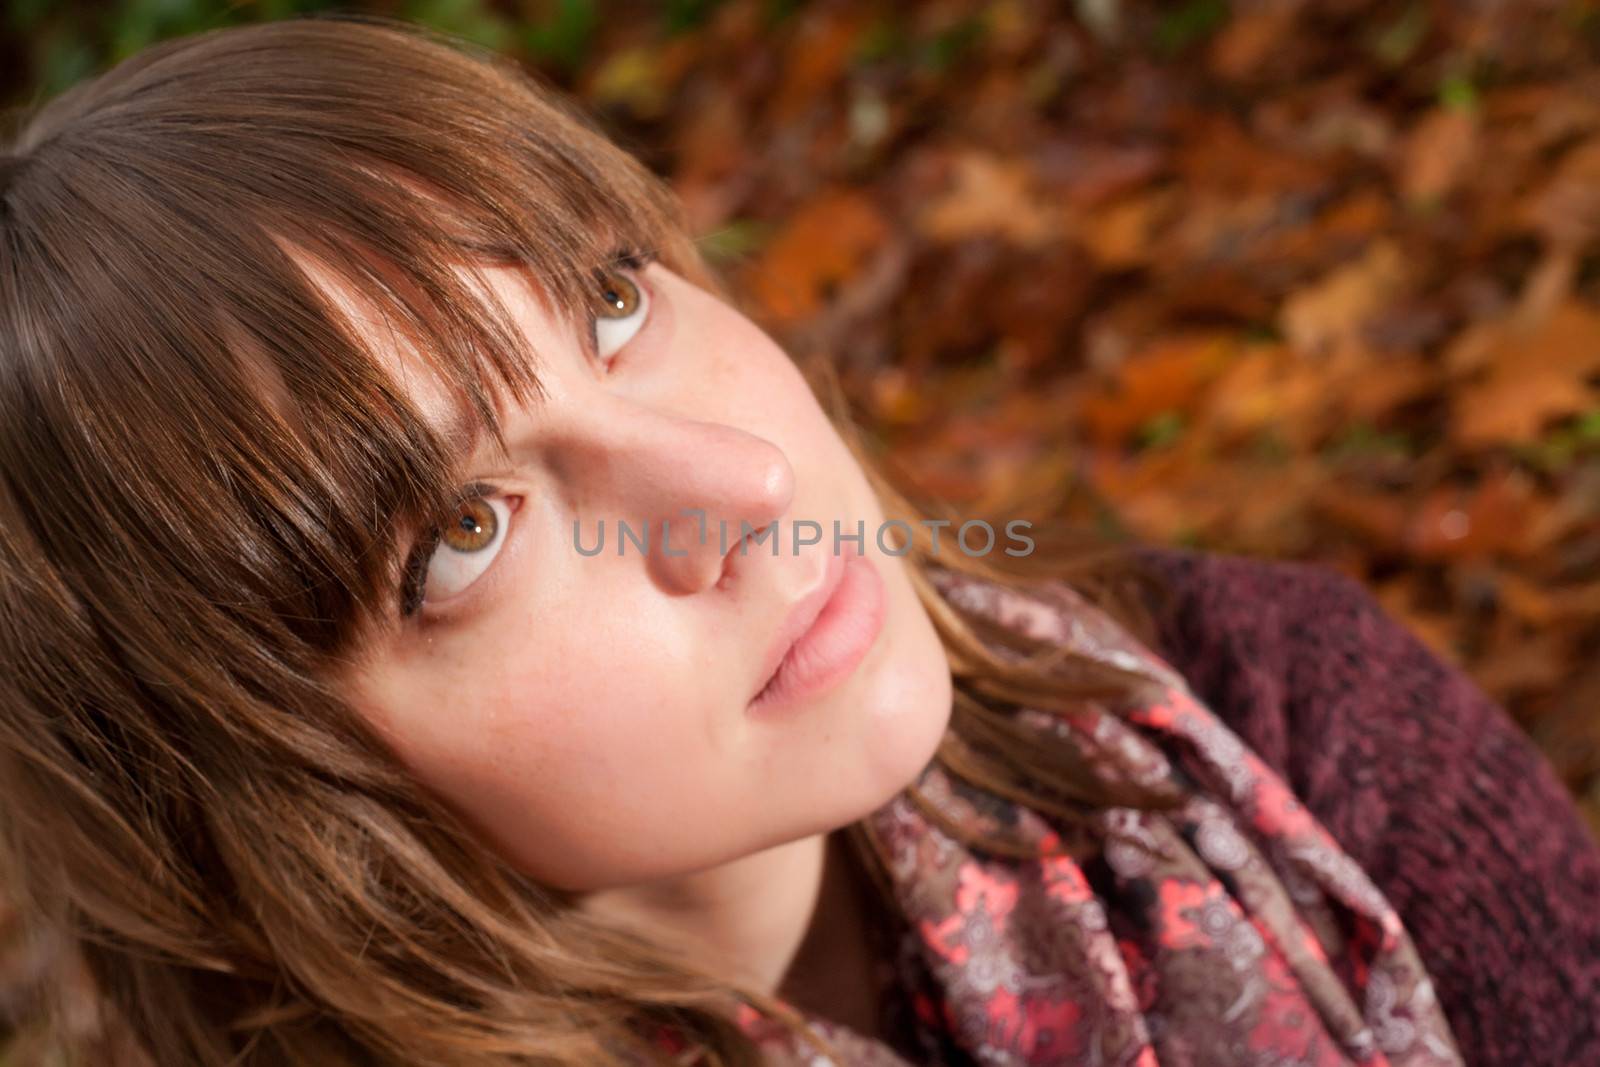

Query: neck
[[775, 829, 890, 1038], [576, 830, 829, 994], [575, 828, 889, 1038]]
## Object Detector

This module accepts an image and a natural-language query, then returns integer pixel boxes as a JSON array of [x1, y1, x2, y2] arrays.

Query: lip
[[747, 541, 886, 715], [750, 549, 846, 699]]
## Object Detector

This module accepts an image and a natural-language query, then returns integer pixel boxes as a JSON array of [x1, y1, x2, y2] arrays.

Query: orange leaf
[[1076, 334, 1238, 448], [1279, 240, 1407, 357], [1399, 108, 1480, 206], [1208, 7, 1298, 81], [742, 189, 890, 325], [1072, 189, 1177, 269], [1450, 300, 1600, 448], [1517, 137, 1600, 247], [917, 151, 1061, 248], [1406, 468, 1545, 562]]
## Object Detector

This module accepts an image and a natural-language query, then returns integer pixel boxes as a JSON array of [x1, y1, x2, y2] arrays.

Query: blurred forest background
[[3, 0, 1600, 1039]]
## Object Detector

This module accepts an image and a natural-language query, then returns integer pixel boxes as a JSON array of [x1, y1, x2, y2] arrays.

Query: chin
[[855, 589, 954, 805]]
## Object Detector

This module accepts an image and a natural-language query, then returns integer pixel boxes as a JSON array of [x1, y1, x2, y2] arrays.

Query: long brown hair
[[0, 15, 1175, 1065]]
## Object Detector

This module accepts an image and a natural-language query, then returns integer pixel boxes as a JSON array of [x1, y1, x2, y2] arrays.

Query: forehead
[[281, 240, 565, 460]]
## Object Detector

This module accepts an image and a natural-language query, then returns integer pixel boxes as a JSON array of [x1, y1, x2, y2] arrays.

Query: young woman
[[0, 15, 1594, 1067]]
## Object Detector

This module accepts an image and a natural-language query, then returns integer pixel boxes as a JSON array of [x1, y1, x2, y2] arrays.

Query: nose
[[552, 402, 795, 595]]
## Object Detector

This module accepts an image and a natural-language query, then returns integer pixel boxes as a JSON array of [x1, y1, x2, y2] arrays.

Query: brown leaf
[[1076, 334, 1238, 448], [1208, 6, 1299, 82], [1494, 569, 1600, 628], [1373, 575, 1464, 667], [1452, 369, 1595, 448], [1031, 138, 1165, 208], [1201, 342, 1335, 448], [1450, 299, 1600, 448], [1091, 455, 1318, 553], [1517, 136, 1600, 247], [1174, 113, 1327, 198], [742, 189, 891, 325], [917, 151, 1061, 248], [1311, 483, 1410, 549], [767, 9, 867, 125], [1279, 240, 1408, 357], [1399, 107, 1480, 206], [1338, 350, 1440, 423], [1071, 188, 1179, 270], [1406, 468, 1547, 562]]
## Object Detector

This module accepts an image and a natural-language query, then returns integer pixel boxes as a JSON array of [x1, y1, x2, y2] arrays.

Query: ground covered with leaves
[[3, 7, 1600, 1040], [560, 0, 1600, 834]]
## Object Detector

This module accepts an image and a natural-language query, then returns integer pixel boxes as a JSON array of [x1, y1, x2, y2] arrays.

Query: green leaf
[[523, 0, 597, 73], [1155, 0, 1229, 55], [1134, 410, 1185, 450], [1371, 3, 1429, 67], [917, 14, 986, 73], [1252, 429, 1291, 463], [694, 219, 773, 265], [1325, 421, 1412, 460], [7, 0, 53, 32], [39, 32, 98, 97], [854, 16, 905, 65], [1438, 69, 1479, 112], [661, 0, 727, 35], [762, 0, 803, 28], [403, 0, 514, 51]]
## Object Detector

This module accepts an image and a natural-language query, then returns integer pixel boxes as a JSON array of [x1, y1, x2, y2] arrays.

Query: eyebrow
[[433, 383, 540, 476], [439, 405, 486, 465], [416, 251, 597, 474]]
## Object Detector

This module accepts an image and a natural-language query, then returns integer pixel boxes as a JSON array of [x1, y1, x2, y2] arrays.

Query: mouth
[[751, 547, 846, 697], [747, 540, 886, 715]]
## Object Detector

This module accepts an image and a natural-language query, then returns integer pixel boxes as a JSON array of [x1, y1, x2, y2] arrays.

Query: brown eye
[[441, 497, 497, 553], [399, 492, 514, 615], [595, 267, 642, 319], [590, 265, 651, 363]]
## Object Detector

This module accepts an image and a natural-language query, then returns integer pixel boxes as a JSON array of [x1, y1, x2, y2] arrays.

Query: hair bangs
[[3, 14, 706, 664], [243, 148, 693, 652]]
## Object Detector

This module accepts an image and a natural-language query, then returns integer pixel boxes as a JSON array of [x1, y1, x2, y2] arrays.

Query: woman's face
[[328, 253, 952, 892]]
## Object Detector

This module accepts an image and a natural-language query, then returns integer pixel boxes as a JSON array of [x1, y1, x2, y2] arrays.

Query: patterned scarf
[[673, 566, 1465, 1066]]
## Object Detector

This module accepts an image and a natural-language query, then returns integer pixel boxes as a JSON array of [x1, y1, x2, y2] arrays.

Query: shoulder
[[1118, 543, 1421, 785], [1119, 544, 1600, 1063], [1117, 543, 1554, 824], [1117, 541, 1579, 854], [1122, 541, 1394, 683]]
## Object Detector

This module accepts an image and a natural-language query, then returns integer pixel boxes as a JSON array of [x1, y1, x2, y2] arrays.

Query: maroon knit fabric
[[1130, 546, 1600, 1066]]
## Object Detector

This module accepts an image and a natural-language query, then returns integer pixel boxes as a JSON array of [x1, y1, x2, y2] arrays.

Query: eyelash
[[398, 480, 501, 619], [394, 245, 658, 621], [587, 246, 657, 364]]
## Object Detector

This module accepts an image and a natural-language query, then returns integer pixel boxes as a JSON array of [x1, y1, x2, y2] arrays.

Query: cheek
[[699, 315, 824, 435], [411, 618, 687, 794], [865, 571, 954, 786], [354, 600, 744, 888]]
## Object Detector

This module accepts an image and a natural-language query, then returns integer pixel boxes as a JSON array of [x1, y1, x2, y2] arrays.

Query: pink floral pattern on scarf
[[672, 567, 1465, 1066]]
